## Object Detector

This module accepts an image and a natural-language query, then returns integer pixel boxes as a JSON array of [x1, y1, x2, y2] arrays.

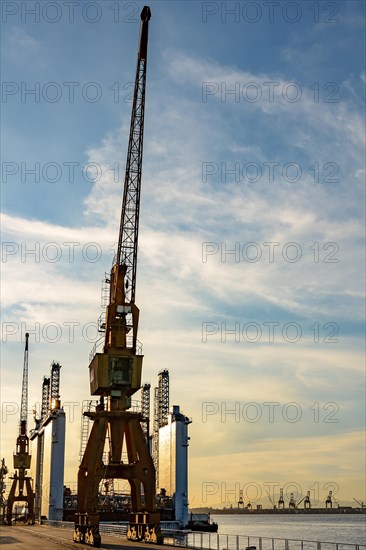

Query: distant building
[[157, 405, 191, 527]]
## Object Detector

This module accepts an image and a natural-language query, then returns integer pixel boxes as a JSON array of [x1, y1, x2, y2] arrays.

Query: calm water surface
[[211, 514, 366, 544]]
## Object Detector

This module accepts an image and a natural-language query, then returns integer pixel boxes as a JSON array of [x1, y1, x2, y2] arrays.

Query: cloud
[[3, 26, 41, 62], [1, 50, 364, 503]]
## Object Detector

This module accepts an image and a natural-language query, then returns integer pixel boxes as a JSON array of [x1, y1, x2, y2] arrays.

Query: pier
[[0, 524, 151, 550], [1, 522, 364, 550]]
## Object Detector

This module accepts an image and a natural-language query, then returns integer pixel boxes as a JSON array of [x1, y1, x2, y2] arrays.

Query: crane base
[[6, 474, 35, 526], [73, 513, 101, 547], [73, 512, 163, 546], [127, 512, 164, 544]]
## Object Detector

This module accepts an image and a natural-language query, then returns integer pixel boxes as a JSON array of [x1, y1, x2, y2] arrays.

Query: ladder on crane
[[79, 401, 93, 463]]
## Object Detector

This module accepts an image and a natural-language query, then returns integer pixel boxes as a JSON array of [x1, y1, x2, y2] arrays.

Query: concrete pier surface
[[0, 524, 162, 549]]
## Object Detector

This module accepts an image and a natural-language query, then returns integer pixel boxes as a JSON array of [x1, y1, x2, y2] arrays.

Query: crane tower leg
[[6, 473, 35, 525], [74, 410, 161, 546]]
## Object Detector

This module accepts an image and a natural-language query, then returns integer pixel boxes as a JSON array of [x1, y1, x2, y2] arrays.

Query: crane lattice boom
[[102, 6, 151, 357], [20, 333, 29, 430], [116, 5, 151, 305]]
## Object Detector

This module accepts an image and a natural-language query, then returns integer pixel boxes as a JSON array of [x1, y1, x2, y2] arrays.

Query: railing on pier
[[164, 531, 366, 550], [40, 521, 365, 550], [41, 519, 128, 537]]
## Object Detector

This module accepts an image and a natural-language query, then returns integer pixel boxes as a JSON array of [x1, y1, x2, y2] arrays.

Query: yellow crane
[[73, 6, 161, 547]]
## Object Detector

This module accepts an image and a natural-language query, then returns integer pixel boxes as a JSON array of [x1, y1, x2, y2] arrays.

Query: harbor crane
[[6, 334, 35, 525], [304, 490, 311, 509], [73, 6, 161, 547], [297, 490, 311, 509], [1, 458, 8, 522], [278, 488, 285, 509], [353, 498, 365, 508], [325, 490, 333, 508], [288, 492, 296, 509]]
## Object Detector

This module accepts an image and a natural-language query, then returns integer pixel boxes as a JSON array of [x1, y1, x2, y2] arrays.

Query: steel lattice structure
[[153, 386, 159, 484], [20, 333, 29, 426], [116, 23, 149, 305], [141, 383, 151, 438], [157, 369, 169, 428], [101, 14, 150, 356], [153, 386, 159, 436], [41, 377, 50, 420], [50, 362, 61, 403], [152, 370, 169, 493]]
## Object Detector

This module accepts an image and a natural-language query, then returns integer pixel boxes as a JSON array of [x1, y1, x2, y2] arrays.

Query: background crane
[[73, 6, 161, 547], [6, 333, 35, 525], [0, 458, 8, 522], [278, 488, 285, 509]]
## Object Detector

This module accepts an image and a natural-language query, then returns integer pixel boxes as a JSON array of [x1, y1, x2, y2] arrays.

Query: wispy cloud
[[3, 26, 41, 62], [1, 43, 364, 503]]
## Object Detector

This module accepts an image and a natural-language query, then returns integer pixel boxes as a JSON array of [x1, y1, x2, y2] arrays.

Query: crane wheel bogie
[[73, 526, 101, 547], [127, 513, 164, 544], [73, 527, 84, 543], [127, 524, 163, 544]]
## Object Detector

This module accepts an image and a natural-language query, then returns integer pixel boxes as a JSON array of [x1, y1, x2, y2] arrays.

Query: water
[[211, 514, 366, 545]]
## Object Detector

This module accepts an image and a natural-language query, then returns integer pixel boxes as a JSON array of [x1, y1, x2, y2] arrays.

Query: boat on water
[[188, 513, 218, 532]]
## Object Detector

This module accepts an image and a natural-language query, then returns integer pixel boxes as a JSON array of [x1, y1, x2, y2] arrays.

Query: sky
[[1, 0, 365, 509]]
